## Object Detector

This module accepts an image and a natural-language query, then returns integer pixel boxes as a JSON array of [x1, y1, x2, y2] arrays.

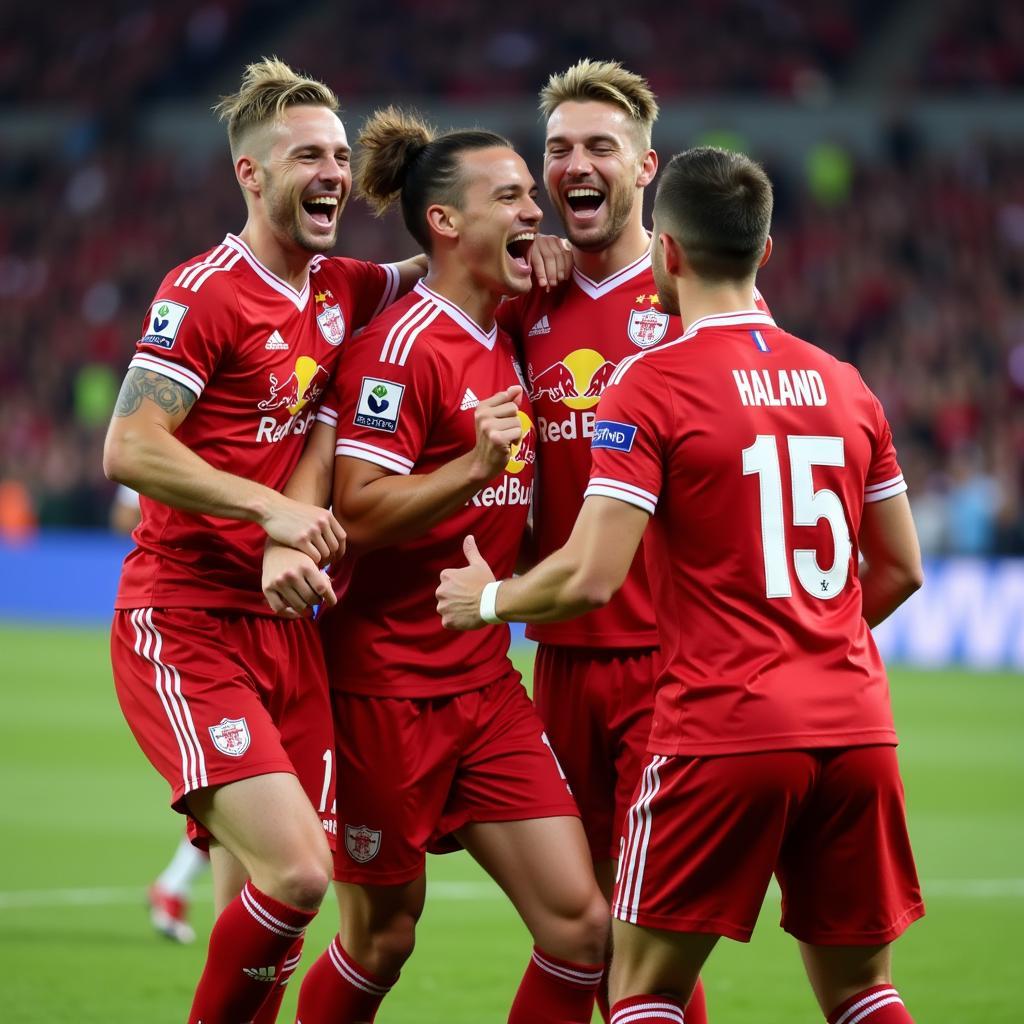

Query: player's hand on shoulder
[[260, 497, 346, 565], [470, 386, 524, 482], [529, 234, 572, 290], [262, 539, 338, 618], [436, 535, 495, 630]]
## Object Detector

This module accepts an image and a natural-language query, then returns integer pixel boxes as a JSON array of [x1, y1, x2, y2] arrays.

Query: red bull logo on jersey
[[315, 289, 346, 346], [258, 355, 330, 415], [470, 411, 535, 508], [530, 349, 618, 445], [506, 410, 536, 474]]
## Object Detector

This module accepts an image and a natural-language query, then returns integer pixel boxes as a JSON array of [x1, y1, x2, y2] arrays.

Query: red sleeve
[[318, 257, 401, 334], [128, 272, 235, 398], [329, 328, 440, 476], [583, 355, 669, 515], [863, 384, 907, 503]]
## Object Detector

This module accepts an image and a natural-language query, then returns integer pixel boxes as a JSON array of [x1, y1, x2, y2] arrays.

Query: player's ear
[[236, 155, 262, 198], [636, 147, 657, 188], [426, 203, 459, 242], [660, 230, 683, 276], [758, 235, 773, 268]]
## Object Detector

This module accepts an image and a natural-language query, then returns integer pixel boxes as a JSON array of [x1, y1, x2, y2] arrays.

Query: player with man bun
[[262, 106, 608, 1024]]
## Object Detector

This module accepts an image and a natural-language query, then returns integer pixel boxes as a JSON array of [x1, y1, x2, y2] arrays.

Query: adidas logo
[[528, 315, 551, 336], [460, 388, 479, 411], [265, 330, 288, 351], [242, 966, 277, 982]]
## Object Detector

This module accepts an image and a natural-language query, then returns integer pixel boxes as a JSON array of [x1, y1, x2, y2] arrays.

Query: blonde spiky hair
[[213, 56, 339, 157], [539, 59, 659, 148]]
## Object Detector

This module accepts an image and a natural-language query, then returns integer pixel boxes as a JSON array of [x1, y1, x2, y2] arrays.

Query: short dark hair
[[355, 106, 512, 253], [654, 147, 772, 281]]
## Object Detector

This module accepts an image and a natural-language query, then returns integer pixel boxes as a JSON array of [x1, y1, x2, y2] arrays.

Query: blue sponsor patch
[[591, 420, 637, 452]]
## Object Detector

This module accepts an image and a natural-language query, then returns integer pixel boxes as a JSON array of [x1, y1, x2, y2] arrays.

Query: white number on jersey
[[742, 434, 852, 600]]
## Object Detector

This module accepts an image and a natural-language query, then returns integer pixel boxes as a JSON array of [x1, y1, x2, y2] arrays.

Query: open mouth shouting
[[505, 230, 536, 277], [564, 186, 605, 223], [301, 193, 340, 232]]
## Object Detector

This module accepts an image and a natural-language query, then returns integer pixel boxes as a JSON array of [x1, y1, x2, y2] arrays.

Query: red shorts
[[112, 608, 336, 850], [613, 747, 924, 945], [533, 644, 656, 862], [332, 672, 579, 884]]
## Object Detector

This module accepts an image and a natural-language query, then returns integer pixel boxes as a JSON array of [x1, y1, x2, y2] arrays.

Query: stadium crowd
[[2, 126, 1021, 553]]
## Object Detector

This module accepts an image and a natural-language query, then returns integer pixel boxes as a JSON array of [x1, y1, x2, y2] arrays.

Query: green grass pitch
[[1, 623, 1020, 1022]]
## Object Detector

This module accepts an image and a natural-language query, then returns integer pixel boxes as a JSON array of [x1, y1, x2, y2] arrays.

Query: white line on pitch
[[1, 878, 1021, 910]]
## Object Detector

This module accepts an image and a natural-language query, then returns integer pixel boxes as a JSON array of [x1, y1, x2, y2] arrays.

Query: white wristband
[[479, 580, 504, 624]]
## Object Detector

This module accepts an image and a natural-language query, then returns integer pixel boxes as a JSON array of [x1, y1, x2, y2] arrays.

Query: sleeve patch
[[591, 420, 637, 453], [141, 299, 189, 349], [354, 376, 405, 433]]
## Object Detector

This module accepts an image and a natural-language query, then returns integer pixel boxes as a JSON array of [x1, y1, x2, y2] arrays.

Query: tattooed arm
[[103, 368, 345, 562]]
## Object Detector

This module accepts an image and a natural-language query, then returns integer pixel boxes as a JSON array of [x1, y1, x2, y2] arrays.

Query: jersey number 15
[[742, 434, 852, 601]]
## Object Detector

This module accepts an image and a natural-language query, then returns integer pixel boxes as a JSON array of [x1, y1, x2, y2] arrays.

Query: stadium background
[[1, 1, 1021, 1020]]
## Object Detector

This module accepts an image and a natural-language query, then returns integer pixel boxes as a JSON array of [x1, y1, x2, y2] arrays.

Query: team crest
[[627, 307, 669, 349], [208, 717, 250, 757], [315, 290, 345, 346], [345, 824, 382, 863]]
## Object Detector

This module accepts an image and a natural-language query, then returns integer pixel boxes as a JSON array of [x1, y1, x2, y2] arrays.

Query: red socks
[[508, 946, 603, 1023], [187, 882, 316, 1024], [251, 938, 304, 1023], [598, 975, 706, 1024], [294, 935, 396, 1023], [611, 996, 686, 1022], [828, 985, 914, 1024]]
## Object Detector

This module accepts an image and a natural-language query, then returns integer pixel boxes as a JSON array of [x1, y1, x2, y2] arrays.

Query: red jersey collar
[[224, 234, 311, 312], [413, 281, 497, 350], [680, 309, 776, 342], [572, 247, 652, 300]]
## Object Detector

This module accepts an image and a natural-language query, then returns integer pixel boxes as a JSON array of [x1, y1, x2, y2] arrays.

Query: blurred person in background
[[103, 57, 426, 1023]]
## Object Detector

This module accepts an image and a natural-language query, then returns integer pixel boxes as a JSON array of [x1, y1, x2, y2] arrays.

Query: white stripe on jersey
[[175, 245, 228, 288], [614, 755, 668, 924], [316, 405, 339, 429], [396, 305, 441, 366], [187, 250, 242, 292], [864, 475, 907, 503], [380, 299, 431, 364], [129, 353, 205, 397], [335, 439, 414, 476], [129, 609, 208, 793], [373, 263, 402, 318], [586, 477, 658, 515]]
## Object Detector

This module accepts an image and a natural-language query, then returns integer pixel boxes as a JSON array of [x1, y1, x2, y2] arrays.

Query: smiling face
[[250, 104, 351, 254], [544, 100, 651, 253], [445, 146, 543, 299]]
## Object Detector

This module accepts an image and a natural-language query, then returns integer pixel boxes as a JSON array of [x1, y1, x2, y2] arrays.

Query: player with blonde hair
[[105, 58, 426, 1022], [495, 59, 768, 1021]]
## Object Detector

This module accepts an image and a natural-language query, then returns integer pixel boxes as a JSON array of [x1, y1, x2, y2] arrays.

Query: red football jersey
[[317, 281, 535, 698], [584, 309, 906, 755], [115, 233, 399, 614], [500, 248, 768, 648]]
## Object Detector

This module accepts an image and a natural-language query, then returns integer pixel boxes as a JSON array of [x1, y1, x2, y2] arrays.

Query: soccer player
[[262, 108, 608, 1024], [103, 59, 426, 1023], [437, 146, 925, 1024], [497, 59, 770, 1022]]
